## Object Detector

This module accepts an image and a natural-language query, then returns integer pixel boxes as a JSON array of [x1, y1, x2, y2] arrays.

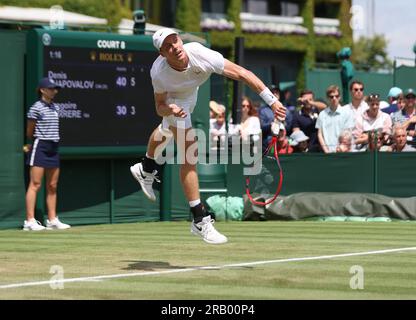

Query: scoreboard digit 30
[[26, 29, 159, 155]]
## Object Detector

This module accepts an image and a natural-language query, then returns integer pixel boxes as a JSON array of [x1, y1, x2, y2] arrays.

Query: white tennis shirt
[[150, 42, 224, 129]]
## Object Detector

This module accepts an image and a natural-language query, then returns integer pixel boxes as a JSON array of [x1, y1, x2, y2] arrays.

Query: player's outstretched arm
[[222, 59, 286, 120]]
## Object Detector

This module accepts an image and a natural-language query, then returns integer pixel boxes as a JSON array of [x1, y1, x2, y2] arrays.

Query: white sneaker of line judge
[[46, 217, 71, 230], [130, 162, 160, 202], [23, 219, 46, 231], [191, 216, 228, 244]]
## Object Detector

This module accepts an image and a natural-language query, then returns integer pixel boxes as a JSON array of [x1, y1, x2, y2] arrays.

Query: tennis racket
[[245, 119, 284, 206]]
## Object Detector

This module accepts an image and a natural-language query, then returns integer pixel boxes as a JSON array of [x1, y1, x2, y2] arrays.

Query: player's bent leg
[[130, 125, 172, 201]]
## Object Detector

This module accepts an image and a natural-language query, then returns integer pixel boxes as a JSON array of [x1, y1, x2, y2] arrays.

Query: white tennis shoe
[[130, 162, 160, 202], [46, 217, 71, 230], [23, 219, 46, 231], [191, 215, 228, 244]]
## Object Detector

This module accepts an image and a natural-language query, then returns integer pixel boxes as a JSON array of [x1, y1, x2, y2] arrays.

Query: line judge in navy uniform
[[23, 77, 71, 231]]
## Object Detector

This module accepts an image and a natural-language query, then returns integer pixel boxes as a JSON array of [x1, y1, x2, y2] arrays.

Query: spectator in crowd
[[383, 126, 416, 152], [281, 89, 294, 108], [291, 89, 325, 152], [274, 123, 293, 154], [353, 94, 392, 149], [290, 130, 309, 153], [367, 130, 388, 152], [342, 80, 368, 123], [258, 85, 293, 151], [209, 109, 226, 150], [391, 88, 416, 147], [316, 85, 355, 153], [209, 100, 225, 119], [382, 87, 403, 115], [229, 96, 261, 143], [336, 129, 354, 153], [397, 95, 406, 110]]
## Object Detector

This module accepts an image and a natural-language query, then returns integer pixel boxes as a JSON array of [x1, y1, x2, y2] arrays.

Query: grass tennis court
[[1, 221, 416, 299]]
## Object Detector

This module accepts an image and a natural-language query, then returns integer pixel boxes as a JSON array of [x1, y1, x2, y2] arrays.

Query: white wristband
[[259, 88, 278, 106]]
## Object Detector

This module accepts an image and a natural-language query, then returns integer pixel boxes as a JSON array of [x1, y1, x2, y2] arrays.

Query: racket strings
[[245, 136, 284, 206]]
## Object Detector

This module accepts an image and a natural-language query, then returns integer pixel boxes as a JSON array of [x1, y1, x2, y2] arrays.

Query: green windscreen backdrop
[[306, 68, 393, 102], [394, 65, 416, 91], [226, 152, 416, 198], [0, 30, 27, 229]]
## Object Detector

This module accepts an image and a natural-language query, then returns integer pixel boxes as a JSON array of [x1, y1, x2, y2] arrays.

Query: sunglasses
[[368, 94, 380, 100], [328, 95, 340, 99], [241, 104, 250, 108], [353, 88, 364, 92]]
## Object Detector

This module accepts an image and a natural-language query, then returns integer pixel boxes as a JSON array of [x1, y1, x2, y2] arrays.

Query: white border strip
[[29, 139, 39, 166], [1, 246, 416, 289]]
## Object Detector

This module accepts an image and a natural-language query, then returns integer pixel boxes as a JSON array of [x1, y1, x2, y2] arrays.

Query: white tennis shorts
[[161, 91, 197, 131]]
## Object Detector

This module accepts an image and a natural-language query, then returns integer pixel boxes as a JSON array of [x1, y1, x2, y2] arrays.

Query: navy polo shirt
[[27, 100, 60, 141]]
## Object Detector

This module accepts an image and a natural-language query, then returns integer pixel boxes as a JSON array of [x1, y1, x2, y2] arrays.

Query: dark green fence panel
[[394, 65, 416, 91], [57, 160, 112, 225], [113, 159, 160, 223], [377, 152, 416, 197], [168, 164, 190, 221], [0, 30, 27, 229], [278, 152, 375, 195], [227, 152, 389, 198]]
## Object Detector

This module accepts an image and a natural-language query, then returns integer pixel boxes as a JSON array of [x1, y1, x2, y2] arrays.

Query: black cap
[[38, 77, 61, 89], [269, 84, 280, 93], [405, 88, 416, 98]]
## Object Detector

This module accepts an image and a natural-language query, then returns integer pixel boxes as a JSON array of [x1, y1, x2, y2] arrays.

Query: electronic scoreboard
[[26, 29, 160, 154]]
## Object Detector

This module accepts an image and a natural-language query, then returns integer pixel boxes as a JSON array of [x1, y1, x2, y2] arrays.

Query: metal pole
[[109, 160, 114, 224], [160, 164, 172, 221], [232, 37, 244, 125]]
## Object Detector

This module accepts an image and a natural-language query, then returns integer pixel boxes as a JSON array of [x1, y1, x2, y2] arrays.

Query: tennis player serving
[[130, 28, 286, 244]]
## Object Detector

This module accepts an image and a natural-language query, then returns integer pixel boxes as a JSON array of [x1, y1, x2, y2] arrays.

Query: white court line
[[1, 246, 416, 290]]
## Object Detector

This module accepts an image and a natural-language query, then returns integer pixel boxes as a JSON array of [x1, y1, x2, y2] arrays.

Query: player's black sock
[[142, 155, 156, 174], [190, 203, 209, 224]]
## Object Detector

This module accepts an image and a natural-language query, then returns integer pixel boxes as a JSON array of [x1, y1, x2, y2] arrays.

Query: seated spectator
[[353, 94, 392, 149], [336, 129, 354, 153], [274, 123, 293, 154], [382, 87, 403, 114], [397, 95, 406, 110], [292, 89, 325, 152], [229, 96, 261, 143], [367, 130, 391, 152], [290, 130, 309, 153], [209, 100, 224, 119], [391, 88, 416, 148], [383, 126, 416, 152], [209, 107, 226, 150], [316, 85, 355, 153], [342, 80, 368, 122]]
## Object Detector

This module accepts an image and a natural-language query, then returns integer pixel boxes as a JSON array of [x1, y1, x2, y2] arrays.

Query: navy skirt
[[26, 139, 60, 168]]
